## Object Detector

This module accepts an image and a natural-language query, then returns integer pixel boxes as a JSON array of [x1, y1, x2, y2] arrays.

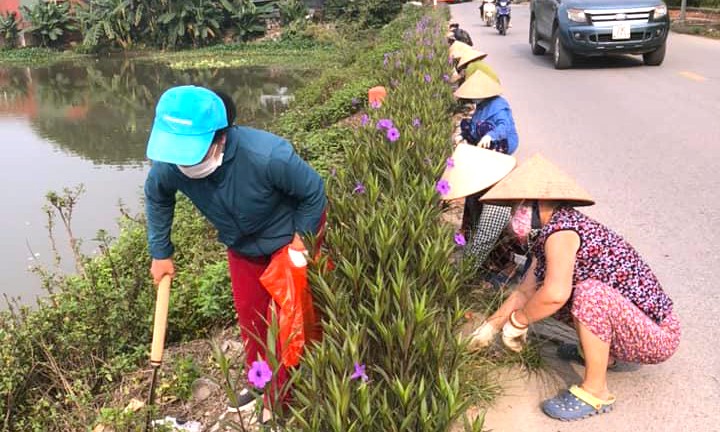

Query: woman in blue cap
[[144, 85, 327, 414]]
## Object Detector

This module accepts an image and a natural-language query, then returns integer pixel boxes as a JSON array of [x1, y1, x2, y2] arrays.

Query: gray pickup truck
[[529, 0, 670, 69]]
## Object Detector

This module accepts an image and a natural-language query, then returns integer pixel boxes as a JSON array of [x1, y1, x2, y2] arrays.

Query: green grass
[[0, 47, 87, 66]]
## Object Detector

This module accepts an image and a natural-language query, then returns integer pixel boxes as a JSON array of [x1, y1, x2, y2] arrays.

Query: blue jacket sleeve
[[144, 164, 177, 259], [486, 110, 510, 142], [268, 142, 327, 235]]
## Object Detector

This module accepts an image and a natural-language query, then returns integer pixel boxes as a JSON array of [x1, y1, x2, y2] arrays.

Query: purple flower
[[448, 56, 454, 65], [376, 118, 394, 130], [351, 97, 359, 106], [360, 114, 369, 126], [442, 74, 450, 82], [446, 157, 455, 168], [454, 232, 467, 246], [412, 118, 421, 128], [248, 360, 272, 389], [390, 79, 400, 88], [330, 167, 337, 177], [417, 53, 423, 60], [370, 100, 381, 109], [353, 182, 366, 194], [395, 60, 401, 68], [350, 362, 368, 382], [386, 127, 400, 142], [436, 179, 451, 196], [424, 74, 432, 83], [427, 52, 434, 60]]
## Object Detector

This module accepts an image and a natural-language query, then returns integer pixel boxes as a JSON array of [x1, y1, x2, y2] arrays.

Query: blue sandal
[[542, 385, 615, 421]]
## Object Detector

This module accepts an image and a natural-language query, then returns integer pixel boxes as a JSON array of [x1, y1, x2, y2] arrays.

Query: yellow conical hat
[[457, 49, 488, 70], [453, 70, 503, 100], [480, 154, 595, 206], [449, 41, 474, 59], [439, 144, 517, 200]]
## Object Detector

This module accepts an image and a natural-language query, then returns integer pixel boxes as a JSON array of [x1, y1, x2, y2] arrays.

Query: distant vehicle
[[529, 0, 670, 69], [481, 0, 496, 26], [496, 0, 511, 35]]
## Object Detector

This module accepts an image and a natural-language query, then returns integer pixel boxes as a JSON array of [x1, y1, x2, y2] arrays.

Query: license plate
[[612, 23, 631, 40]]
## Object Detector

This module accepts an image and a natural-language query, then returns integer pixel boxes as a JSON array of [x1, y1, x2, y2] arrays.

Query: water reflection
[[0, 59, 305, 302], [0, 60, 305, 165]]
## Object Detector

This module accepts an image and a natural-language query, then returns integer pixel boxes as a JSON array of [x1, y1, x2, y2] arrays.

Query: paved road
[[450, 2, 720, 431]]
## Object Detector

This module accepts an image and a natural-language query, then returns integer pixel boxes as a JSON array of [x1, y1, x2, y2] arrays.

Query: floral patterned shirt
[[532, 207, 673, 323]]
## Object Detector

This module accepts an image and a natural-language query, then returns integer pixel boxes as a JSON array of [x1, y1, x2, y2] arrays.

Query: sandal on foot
[[557, 343, 618, 370], [542, 385, 615, 421]]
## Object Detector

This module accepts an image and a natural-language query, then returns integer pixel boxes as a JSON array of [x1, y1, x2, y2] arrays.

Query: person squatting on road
[[143, 86, 327, 413], [451, 47, 500, 86], [453, 70, 520, 273], [447, 22, 474, 46], [467, 155, 681, 421]]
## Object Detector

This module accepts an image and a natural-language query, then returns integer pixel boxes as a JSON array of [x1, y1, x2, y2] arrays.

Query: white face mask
[[177, 145, 224, 179]]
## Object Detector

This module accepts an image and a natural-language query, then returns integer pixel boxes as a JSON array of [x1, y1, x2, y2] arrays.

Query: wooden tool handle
[[150, 275, 171, 366]]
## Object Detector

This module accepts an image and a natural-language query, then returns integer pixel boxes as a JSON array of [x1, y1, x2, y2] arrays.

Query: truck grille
[[590, 32, 647, 43], [584, 7, 653, 27]]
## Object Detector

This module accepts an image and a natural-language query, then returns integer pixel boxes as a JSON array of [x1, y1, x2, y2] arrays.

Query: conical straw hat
[[449, 41, 473, 59], [480, 154, 595, 206], [440, 144, 517, 200], [457, 49, 488, 69], [453, 70, 503, 100]]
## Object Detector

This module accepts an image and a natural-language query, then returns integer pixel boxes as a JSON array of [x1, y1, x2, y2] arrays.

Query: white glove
[[468, 321, 499, 351], [478, 134, 493, 148], [502, 312, 529, 352], [288, 247, 309, 267]]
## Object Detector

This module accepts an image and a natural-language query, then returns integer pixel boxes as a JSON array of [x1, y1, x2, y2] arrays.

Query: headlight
[[567, 8, 587, 23], [654, 4, 668, 18]]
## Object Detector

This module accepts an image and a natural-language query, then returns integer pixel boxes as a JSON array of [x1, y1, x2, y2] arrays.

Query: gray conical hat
[[480, 154, 595, 206], [440, 144, 517, 200], [453, 70, 503, 100]]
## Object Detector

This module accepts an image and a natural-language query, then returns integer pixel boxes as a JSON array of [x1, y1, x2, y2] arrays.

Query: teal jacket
[[144, 126, 327, 259]]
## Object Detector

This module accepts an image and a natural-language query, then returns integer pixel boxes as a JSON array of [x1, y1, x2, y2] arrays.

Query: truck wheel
[[553, 29, 573, 69], [530, 18, 546, 55], [643, 43, 666, 66]]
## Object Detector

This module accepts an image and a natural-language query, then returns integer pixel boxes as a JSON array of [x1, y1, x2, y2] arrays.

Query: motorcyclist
[[496, 0, 512, 29], [479, 0, 494, 22]]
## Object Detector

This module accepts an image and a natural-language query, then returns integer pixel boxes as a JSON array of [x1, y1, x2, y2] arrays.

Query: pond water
[[0, 59, 307, 303]]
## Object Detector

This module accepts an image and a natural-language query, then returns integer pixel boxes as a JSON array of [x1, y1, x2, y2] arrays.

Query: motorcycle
[[495, 0, 511, 36], [481, 0, 496, 27]]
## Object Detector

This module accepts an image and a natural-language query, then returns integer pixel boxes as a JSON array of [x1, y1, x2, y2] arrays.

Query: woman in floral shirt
[[467, 154, 680, 422]]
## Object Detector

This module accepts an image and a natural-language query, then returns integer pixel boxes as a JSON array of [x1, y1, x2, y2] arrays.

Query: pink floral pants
[[569, 279, 681, 364]]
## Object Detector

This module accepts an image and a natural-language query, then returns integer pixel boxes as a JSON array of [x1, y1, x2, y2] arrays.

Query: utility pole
[[679, 0, 687, 21]]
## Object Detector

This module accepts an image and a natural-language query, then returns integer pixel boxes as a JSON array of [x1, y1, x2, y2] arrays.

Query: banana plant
[[75, 0, 145, 50], [0, 11, 20, 48], [157, 0, 224, 48], [220, 0, 275, 41], [21, 1, 78, 48]]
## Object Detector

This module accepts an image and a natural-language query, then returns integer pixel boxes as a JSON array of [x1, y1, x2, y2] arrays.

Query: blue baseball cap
[[146, 86, 228, 165]]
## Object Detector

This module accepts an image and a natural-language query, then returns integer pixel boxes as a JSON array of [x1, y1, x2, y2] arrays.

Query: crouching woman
[[468, 155, 680, 422]]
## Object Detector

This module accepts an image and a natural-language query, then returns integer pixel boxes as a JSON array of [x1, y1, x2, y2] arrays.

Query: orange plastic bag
[[368, 86, 387, 106], [259, 245, 321, 368]]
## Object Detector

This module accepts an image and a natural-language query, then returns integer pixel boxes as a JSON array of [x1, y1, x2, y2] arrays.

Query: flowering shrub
[[288, 7, 481, 431]]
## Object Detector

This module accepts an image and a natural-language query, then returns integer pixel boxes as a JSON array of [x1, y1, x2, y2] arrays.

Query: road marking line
[[679, 71, 707, 82]]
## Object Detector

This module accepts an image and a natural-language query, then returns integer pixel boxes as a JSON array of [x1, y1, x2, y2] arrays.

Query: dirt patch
[[96, 326, 266, 431], [670, 9, 720, 38]]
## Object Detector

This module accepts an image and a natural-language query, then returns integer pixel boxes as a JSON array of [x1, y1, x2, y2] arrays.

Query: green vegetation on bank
[[2, 4, 484, 430]]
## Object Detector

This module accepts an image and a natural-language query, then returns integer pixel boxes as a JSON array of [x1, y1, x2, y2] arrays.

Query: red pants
[[227, 212, 326, 404]]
